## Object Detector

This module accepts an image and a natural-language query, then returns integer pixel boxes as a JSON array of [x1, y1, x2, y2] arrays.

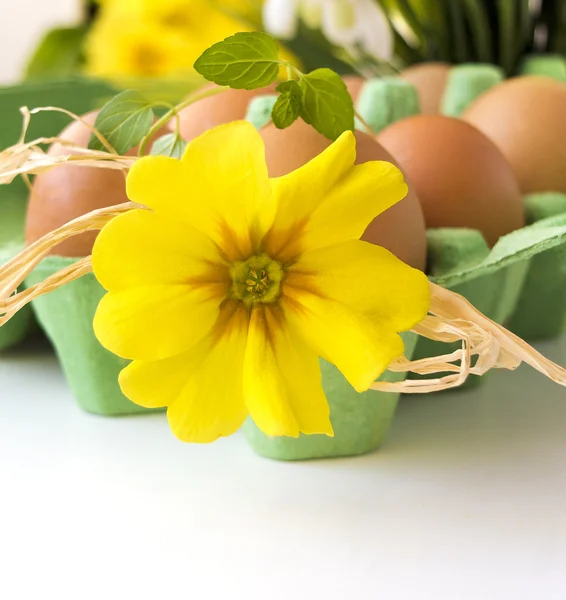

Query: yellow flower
[[92, 121, 430, 443], [85, 0, 252, 79]]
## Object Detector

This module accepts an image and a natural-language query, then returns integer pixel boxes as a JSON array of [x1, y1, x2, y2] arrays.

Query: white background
[[0, 0, 80, 84], [1, 3, 566, 599]]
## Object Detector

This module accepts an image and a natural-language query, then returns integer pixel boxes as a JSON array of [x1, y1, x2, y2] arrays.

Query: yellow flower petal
[[263, 130, 356, 260], [119, 303, 249, 439], [243, 305, 333, 437], [119, 352, 193, 409], [93, 209, 228, 292], [181, 121, 273, 255], [283, 285, 414, 394], [303, 160, 408, 251], [286, 240, 430, 331], [167, 302, 249, 443], [126, 122, 272, 261], [283, 241, 429, 393], [126, 154, 188, 211], [94, 284, 222, 360]]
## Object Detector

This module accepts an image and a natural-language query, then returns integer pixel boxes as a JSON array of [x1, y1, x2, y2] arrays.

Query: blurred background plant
[[377, 0, 566, 74], [23, 0, 566, 98], [25, 0, 270, 100], [262, 0, 566, 76]]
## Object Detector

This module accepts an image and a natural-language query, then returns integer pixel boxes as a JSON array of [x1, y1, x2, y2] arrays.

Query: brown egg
[[463, 76, 566, 194], [401, 62, 451, 114], [260, 119, 427, 271], [343, 76, 366, 102], [378, 115, 524, 246], [176, 84, 277, 141], [26, 112, 165, 257]]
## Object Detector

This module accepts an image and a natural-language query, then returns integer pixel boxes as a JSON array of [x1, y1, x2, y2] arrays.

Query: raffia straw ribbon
[[2, 132, 566, 393]]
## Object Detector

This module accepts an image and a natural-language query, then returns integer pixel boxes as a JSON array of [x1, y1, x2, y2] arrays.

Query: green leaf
[[25, 27, 87, 81], [271, 81, 302, 129], [150, 133, 187, 159], [193, 32, 280, 90], [298, 69, 355, 141], [276, 80, 301, 96], [88, 90, 154, 154]]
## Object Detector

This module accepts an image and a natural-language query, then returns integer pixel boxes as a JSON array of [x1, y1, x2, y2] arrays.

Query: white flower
[[263, 0, 393, 61]]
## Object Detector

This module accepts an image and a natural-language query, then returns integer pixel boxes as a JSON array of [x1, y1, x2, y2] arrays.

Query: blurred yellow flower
[[91, 121, 430, 443], [85, 0, 259, 79]]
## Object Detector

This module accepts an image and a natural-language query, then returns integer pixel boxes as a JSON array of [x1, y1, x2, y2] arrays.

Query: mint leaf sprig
[[193, 32, 281, 90], [194, 32, 355, 141], [88, 32, 357, 157], [87, 85, 225, 157]]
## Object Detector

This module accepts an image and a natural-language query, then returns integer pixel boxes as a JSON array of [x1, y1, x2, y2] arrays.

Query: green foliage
[[298, 69, 355, 140], [150, 133, 187, 159], [194, 32, 355, 140], [272, 81, 302, 129], [25, 27, 87, 81], [88, 90, 154, 154], [194, 32, 280, 89]]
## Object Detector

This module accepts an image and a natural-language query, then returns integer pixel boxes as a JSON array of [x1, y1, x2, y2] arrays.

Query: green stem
[[137, 86, 227, 156], [281, 61, 303, 79], [354, 109, 376, 135]]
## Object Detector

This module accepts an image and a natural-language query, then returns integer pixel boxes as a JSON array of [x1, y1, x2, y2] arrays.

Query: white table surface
[[1, 335, 566, 600]]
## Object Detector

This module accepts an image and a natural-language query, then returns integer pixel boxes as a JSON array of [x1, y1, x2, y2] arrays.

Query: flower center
[[230, 254, 284, 306]]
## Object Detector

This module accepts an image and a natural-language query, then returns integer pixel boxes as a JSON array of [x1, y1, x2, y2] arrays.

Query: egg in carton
[[350, 61, 566, 389], [402, 57, 566, 343]]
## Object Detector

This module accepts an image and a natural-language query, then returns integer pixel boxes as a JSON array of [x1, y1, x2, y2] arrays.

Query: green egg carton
[[436, 60, 566, 342], [520, 55, 566, 82], [26, 256, 153, 416], [0, 77, 118, 351], [508, 195, 566, 339], [438, 56, 566, 118], [413, 200, 566, 384], [0, 183, 35, 351], [355, 77, 420, 133], [244, 332, 418, 461]]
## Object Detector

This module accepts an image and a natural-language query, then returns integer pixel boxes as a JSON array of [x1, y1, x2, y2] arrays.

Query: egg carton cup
[[26, 256, 152, 416], [0, 190, 36, 351], [0, 279, 34, 351], [413, 199, 566, 388], [244, 333, 418, 461], [508, 194, 566, 339]]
